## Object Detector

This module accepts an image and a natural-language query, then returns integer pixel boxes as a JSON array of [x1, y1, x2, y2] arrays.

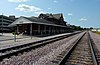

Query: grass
[[93, 31, 100, 35]]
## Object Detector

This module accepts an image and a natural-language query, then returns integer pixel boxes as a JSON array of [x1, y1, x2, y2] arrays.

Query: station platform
[[0, 32, 80, 50]]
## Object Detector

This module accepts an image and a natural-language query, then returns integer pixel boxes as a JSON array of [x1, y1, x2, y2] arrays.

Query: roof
[[41, 13, 63, 20], [26, 16, 55, 25], [9, 16, 67, 27], [0, 15, 15, 21]]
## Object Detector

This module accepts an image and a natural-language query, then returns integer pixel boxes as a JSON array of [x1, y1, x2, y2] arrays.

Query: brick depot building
[[9, 13, 68, 35]]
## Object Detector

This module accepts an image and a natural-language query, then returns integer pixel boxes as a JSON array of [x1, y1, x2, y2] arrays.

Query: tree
[[90, 27, 93, 30]]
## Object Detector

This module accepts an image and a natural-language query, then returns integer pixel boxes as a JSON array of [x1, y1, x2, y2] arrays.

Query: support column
[[55, 27, 57, 34], [38, 24, 40, 34], [49, 26, 51, 34], [40, 25, 42, 35], [52, 27, 54, 34], [44, 25, 46, 34], [57, 27, 59, 33], [30, 24, 32, 39], [61, 28, 63, 33], [58, 27, 60, 33], [52, 26, 54, 34], [60, 27, 61, 33], [17, 25, 19, 34], [54, 27, 56, 34]]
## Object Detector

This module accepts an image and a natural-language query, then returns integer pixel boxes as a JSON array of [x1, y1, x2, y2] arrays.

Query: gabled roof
[[9, 16, 67, 27]]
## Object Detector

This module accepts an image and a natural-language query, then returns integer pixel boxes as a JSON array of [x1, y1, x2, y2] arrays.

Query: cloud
[[8, 0, 28, 3], [15, 4, 46, 15], [63, 16, 66, 20], [48, 8, 51, 10], [68, 13, 73, 16], [53, 0, 58, 3], [80, 17, 87, 21]]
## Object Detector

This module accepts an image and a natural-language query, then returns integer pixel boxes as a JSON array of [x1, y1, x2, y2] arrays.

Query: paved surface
[[0, 33, 32, 41], [0, 32, 78, 50]]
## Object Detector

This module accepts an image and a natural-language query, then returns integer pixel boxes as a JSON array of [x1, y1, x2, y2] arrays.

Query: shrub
[[12, 32, 17, 35]]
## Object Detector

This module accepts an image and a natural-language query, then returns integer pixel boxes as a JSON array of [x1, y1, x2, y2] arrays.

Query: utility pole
[[1, 13, 3, 35]]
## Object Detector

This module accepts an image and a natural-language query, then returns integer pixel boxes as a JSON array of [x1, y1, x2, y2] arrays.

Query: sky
[[0, 0, 100, 28]]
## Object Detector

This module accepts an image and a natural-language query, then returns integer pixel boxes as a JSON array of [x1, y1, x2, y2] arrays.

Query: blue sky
[[0, 0, 100, 28]]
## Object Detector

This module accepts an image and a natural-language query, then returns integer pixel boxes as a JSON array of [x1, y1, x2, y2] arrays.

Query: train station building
[[9, 13, 68, 35]]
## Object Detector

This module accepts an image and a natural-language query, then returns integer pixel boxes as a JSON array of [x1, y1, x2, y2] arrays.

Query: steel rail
[[88, 32, 99, 65], [0, 32, 80, 52], [58, 31, 98, 65], [58, 32, 86, 65], [0, 32, 80, 61]]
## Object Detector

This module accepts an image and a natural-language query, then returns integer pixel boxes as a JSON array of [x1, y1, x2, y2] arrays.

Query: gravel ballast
[[0, 32, 84, 65]]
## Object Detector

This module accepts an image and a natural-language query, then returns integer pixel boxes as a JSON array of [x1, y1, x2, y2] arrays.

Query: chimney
[[9, 15, 15, 19]]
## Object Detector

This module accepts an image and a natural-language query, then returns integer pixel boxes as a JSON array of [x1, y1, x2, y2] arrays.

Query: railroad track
[[51, 32, 98, 65], [0, 32, 80, 61], [89, 32, 100, 65]]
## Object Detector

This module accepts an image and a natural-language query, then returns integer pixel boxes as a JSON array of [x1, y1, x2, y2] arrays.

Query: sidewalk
[[0, 33, 33, 41]]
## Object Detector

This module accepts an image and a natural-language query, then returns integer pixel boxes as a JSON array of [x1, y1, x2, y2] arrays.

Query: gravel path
[[89, 31, 100, 52], [0, 32, 84, 65]]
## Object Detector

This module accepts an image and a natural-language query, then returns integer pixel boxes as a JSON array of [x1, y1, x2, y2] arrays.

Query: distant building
[[9, 13, 68, 35], [92, 28, 100, 32], [0, 15, 15, 32]]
